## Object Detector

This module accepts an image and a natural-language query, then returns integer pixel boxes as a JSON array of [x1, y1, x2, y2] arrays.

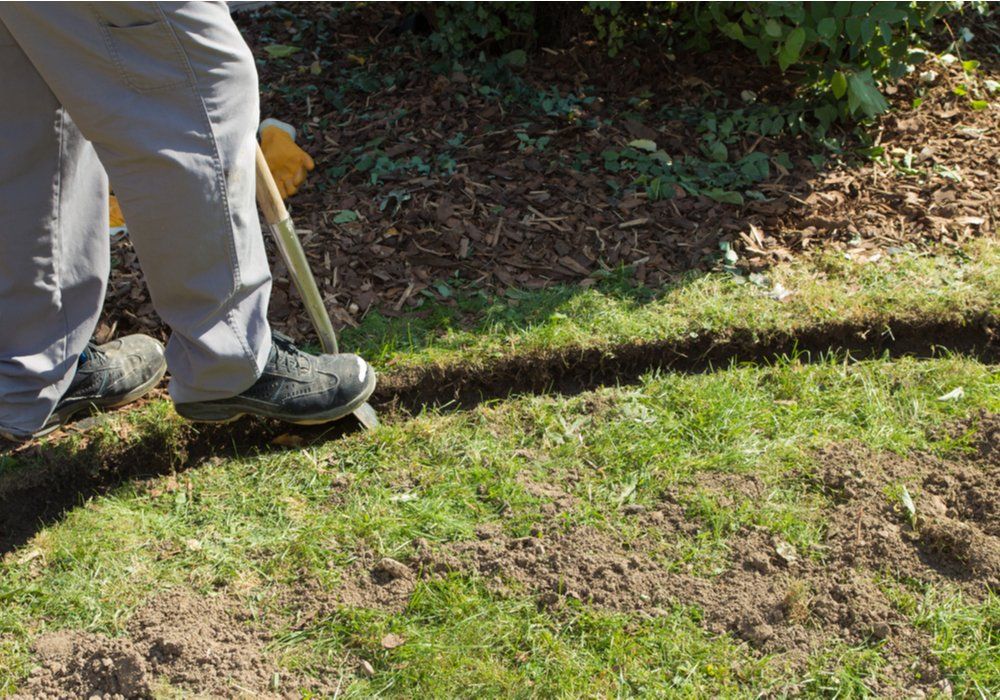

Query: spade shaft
[[254, 144, 378, 429]]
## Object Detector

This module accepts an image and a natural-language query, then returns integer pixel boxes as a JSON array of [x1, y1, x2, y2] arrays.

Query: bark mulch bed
[[99, 3, 997, 344]]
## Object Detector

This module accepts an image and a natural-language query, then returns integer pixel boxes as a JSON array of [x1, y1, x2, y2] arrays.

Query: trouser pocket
[[101, 18, 189, 92]]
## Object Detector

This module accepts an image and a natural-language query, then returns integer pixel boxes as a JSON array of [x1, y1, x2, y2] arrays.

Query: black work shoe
[[0, 334, 167, 443], [174, 333, 376, 425]]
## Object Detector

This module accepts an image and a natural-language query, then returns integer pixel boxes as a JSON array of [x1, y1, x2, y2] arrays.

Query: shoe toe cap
[[118, 334, 167, 379], [324, 353, 375, 397]]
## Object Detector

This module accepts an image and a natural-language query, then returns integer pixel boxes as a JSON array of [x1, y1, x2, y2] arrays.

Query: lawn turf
[[1, 353, 997, 697]]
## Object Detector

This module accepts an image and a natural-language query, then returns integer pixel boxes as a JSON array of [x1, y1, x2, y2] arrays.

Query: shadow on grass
[[373, 313, 998, 414], [339, 267, 663, 362], [1, 310, 995, 556], [0, 415, 360, 555]]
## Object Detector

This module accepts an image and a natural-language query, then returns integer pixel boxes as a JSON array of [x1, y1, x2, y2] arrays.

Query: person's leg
[[0, 1, 272, 404], [0, 18, 110, 436]]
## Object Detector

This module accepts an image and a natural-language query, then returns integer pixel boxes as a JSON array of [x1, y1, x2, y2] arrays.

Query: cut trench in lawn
[[374, 313, 998, 415], [0, 312, 996, 554]]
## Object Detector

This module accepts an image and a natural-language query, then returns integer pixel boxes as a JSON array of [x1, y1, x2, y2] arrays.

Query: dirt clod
[[20, 631, 151, 700], [372, 557, 413, 582], [129, 591, 276, 694], [743, 552, 772, 574], [738, 619, 775, 646], [920, 517, 1000, 589], [321, 552, 419, 612]]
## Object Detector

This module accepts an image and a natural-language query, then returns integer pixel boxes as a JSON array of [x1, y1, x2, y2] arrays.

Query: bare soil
[[13, 591, 295, 699], [813, 414, 1000, 594]]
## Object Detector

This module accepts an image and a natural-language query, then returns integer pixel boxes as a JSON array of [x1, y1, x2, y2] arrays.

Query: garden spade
[[254, 144, 379, 430]]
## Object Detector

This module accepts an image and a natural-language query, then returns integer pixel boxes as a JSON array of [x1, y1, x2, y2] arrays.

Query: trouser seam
[[153, 1, 258, 379], [54, 107, 70, 396]]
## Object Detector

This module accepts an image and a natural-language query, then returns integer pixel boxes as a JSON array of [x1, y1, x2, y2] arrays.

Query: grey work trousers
[[0, 2, 273, 437]]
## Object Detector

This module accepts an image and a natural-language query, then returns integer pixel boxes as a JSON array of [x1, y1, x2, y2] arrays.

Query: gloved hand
[[109, 194, 125, 228], [109, 194, 127, 235], [260, 118, 315, 199]]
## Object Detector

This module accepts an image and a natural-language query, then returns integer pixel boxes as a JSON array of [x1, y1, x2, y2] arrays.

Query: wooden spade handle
[[254, 144, 287, 226]]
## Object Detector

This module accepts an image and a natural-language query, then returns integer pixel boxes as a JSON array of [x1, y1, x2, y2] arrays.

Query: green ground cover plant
[[425, 1, 979, 126]]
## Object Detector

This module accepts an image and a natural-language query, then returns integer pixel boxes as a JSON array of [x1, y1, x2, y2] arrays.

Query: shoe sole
[[1, 364, 168, 443], [176, 370, 377, 426]]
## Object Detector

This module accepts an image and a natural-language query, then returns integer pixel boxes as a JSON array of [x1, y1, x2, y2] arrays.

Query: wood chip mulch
[[98, 3, 998, 344]]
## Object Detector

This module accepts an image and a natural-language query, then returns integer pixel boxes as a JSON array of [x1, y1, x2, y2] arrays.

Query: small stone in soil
[[870, 622, 892, 640], [372, 558, 412, 582], [739, 619, 775, 646], [744, 553, 772, 573]]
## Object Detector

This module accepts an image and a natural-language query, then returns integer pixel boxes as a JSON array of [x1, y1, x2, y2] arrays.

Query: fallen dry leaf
[[272, 433, 306, 448], [380, 633, 406, 649]]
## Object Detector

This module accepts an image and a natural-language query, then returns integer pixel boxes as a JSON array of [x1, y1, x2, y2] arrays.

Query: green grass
[[1, 353, 997, 696], [276, 582, 774, 699], [885, 581, 1000, 696], [342, 237, 998, 371], [1, 234, 997, 696]]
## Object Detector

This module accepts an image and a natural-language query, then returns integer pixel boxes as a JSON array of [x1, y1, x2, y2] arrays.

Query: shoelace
[[65, 341, 108, 391], [79, 341, 107, 367], [270, 332, 310, 374]]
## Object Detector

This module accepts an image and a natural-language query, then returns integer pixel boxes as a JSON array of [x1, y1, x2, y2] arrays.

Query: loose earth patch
[[12, 590, 312, 699], [15, 592, 272, 698], [316, 414, 997, 695]]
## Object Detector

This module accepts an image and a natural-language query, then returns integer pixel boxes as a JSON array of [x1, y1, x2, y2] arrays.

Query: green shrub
[[420, 1, 969, 126], [426, 2, 536, 56], [675, 2, 945, 126]]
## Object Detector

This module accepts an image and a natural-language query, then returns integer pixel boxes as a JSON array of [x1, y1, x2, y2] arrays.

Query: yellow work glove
[[109, 194, 127, 236], [259, 118, 315, 199]]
